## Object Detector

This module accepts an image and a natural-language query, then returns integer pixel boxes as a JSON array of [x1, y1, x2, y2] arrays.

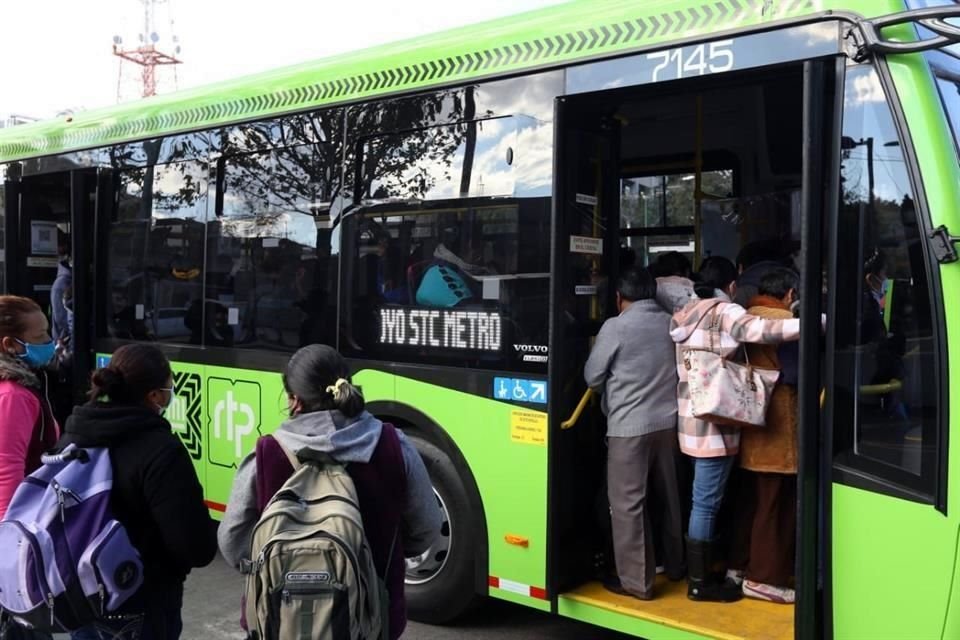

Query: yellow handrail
[[561, 388, 594, 430], [819, 378, 900, 409], [860, 378, 902, 396]]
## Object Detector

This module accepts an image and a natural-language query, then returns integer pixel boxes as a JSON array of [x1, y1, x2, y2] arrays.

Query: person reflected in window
[[729, 268, 801, 605], [109, 290, 153, 341], [432, 226, 488, 276], [861, 248, 888, 345], [184, 300, 235, 347], [375, 234, 409, 304]]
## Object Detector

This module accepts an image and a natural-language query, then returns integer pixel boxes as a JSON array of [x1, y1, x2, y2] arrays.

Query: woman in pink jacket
[[0, 295, 60, 519], [670, 257, 799, 603]]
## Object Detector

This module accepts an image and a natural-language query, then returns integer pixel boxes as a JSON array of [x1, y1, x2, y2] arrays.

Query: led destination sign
[[379, 308, 501, 352]]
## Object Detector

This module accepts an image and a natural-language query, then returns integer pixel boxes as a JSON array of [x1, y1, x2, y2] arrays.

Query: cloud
[[845, 68, 886, 107]]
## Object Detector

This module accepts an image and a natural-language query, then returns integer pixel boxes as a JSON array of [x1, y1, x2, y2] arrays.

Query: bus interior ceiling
[[555, 64, 804, 639]]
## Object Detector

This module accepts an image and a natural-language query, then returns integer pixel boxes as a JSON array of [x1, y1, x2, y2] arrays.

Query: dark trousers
[[70, 583, 184, 640], [732, 471, 797, 587], [606, 429, 684, 597]]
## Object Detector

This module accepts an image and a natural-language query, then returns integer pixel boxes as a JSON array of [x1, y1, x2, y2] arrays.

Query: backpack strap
[[254, 435, 295, 514]]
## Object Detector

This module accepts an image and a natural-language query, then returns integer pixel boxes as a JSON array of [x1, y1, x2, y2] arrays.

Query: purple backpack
[[0, 444, 143, 631]]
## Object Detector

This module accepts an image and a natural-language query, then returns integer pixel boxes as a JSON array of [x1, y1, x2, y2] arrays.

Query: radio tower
[[112, 0, 182, 100]]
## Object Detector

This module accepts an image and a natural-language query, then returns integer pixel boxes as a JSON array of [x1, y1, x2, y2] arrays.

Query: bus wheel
[[404, 434, 483, 624]]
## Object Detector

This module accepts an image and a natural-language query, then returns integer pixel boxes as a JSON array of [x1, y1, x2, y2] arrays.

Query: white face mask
[[155, 387, 175, 414]]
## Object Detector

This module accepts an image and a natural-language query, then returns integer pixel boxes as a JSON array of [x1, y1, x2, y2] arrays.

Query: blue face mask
[[15, 339, 56, 369]]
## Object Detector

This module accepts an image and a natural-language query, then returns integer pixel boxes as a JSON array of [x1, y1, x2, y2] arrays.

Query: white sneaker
[[656, 565, 665, 575], [743, 579, 795, 604], [726, 569, 745, 586]]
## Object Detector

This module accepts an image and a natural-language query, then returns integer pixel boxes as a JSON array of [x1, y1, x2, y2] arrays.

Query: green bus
[[2, 0, 960, 637]]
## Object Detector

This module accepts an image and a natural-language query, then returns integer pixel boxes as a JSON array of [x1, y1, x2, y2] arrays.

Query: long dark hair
[[283, 345, 365, 418], [694, 256, 738, 299], [88, 344, 171, 405]]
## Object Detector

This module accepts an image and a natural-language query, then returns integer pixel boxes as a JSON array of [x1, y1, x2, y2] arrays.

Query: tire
[[404, 433, 484, 624]]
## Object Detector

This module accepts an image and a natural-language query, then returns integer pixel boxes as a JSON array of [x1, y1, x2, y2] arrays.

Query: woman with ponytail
[[59, 344, 217, 639], [219, 344, 441, 639]]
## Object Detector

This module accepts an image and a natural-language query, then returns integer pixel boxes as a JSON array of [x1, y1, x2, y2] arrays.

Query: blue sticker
[[96, 355, 112, 369], [493, 377, 547, 405]]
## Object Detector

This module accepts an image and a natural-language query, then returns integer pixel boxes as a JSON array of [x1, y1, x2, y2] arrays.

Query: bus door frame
[[2, 169, 21, 294], [797, 56, 845, 640]]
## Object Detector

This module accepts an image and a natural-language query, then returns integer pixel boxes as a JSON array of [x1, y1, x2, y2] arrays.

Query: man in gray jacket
[[585, 267, 683, 600]]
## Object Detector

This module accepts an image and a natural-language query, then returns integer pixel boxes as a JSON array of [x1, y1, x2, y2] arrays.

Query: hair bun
[[91, 367, 125, 396]]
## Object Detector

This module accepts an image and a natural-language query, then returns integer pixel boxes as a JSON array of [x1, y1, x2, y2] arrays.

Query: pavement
[[54, 556, 631, 639]]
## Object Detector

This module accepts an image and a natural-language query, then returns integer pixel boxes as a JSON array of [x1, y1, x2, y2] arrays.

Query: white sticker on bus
[[570, 235, 603, 255]]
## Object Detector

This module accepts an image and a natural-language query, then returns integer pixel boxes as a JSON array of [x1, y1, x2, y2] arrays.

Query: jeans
[[688, 455, 735, 541]]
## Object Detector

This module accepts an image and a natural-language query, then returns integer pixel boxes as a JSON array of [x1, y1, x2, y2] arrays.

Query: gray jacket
[[584, 299, 678, 438], [217, 410, 441, 570]]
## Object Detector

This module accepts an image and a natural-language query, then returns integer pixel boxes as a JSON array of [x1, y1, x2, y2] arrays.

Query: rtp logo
[[206, 378, 261, 468]]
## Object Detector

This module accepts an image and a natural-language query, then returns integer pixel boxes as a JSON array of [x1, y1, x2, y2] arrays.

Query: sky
[[1, 0, 565, 120]]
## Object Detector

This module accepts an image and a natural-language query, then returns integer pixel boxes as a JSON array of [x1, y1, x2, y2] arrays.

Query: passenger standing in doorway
[[731, 268, 801, 604], [670, 257, 799, 602], [733, 240, 784, 307], [50, 238, 72, 347], [584, 268, 684, 600], [651, 251, 696, 313]]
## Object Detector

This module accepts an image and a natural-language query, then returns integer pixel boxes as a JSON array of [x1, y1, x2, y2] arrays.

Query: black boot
[[686, 536, 743, 602]]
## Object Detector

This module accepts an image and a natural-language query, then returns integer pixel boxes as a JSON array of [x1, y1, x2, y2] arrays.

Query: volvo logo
[[514, 344, 548, 363]]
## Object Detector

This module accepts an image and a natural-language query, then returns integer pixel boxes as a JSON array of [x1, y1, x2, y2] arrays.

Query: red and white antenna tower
[[112, 0, 182, 100]]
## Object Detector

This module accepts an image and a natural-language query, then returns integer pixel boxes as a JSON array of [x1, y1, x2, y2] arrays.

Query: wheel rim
[[404, 487, 451, 585]]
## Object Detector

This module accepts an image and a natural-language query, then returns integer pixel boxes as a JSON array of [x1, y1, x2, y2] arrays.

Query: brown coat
[[740, 297, 798, 474]]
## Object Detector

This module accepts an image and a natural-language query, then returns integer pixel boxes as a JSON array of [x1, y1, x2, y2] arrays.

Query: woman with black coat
[[60, 344, 217, 640]]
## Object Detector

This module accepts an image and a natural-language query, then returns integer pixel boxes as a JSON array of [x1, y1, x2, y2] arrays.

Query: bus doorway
[[549, 60, 836, 639], [3, 169, 98, 421]]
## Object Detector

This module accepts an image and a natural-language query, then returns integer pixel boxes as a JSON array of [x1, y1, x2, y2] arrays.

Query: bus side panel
[[355, 369, 550, 611], [201, 364, 288, 513], [832, 486, 954, 638], [891, 47, 960, 640]]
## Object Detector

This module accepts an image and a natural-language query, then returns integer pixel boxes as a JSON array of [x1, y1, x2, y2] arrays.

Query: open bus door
[[548, 46, 849, 639], [2, 167, 99, 419], [548, 104, 622, 596]]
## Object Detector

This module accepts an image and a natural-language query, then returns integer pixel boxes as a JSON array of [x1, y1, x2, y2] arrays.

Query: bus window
[[105, 161, 208, 344], [214, 142, 338, 351], [343, 200, 551, 372], [342, 114, 551, 371], [832, 64, 939, 492], [620, 171, 733, 267]]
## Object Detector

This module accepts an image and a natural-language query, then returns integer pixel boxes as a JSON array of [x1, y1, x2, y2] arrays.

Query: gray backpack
[[242, 444, 389, 640]]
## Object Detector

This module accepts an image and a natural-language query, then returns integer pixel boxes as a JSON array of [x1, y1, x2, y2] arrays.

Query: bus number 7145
[[647, 39, 735, 82]]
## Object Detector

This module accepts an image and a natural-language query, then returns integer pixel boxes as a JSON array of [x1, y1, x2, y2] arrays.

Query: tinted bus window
[[343, 116, 551, 372], [105, 161, 208, 344], [213, 142, 338, 351], [833, 64, 939, 493]]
